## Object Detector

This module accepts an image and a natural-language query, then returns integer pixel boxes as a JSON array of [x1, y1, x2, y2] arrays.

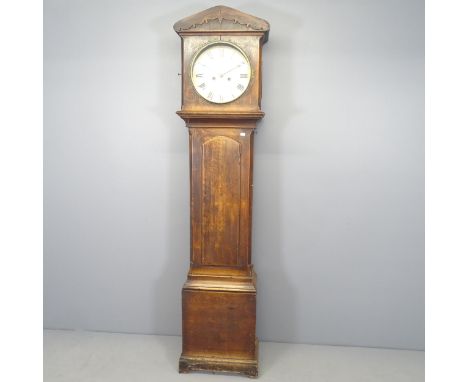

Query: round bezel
[[190, 41, 252, 104]]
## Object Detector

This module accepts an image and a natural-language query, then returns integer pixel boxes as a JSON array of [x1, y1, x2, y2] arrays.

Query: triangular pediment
[[174, 5, 270, 41]]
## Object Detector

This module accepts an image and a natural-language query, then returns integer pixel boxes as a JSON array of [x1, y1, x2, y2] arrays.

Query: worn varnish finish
[[174, 6, 269, 378], [201, 136, 241, 266]]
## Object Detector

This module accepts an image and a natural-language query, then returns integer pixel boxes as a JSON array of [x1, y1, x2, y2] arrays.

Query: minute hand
[[220, 64, 241, 78]]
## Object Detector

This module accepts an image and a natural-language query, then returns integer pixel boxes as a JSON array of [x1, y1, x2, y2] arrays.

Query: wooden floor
[[44, 330, 424, 382]]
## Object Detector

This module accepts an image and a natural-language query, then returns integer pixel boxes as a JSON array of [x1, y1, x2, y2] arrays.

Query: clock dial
[[191, 43, 251, 104]]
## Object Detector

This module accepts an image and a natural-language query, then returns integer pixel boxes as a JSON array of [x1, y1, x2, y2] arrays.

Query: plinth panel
[[181, 288, 257, 360]]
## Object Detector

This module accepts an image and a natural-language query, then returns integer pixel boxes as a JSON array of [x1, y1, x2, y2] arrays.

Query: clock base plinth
[[180, 275, 258, 378], [179, 350, 258, 378]]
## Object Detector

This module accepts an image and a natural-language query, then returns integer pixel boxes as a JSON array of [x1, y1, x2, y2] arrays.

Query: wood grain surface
[[174, 5, 269, 378]]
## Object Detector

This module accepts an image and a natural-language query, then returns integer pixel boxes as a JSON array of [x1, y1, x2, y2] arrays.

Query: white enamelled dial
[[191, 42, 252, 104]]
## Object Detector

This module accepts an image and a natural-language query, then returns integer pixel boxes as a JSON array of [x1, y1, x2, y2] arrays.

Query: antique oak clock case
[[173, 6, 269, 377]]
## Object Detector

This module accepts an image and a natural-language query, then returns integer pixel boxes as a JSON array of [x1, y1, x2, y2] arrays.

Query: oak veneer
[[174, 6, 269, 377]]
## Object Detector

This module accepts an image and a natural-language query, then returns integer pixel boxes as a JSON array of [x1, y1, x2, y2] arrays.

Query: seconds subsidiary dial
[[191, 42, 251, 104]]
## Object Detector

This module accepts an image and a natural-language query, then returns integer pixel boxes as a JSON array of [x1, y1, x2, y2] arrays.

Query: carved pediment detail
[[174, 5, 270, 38]]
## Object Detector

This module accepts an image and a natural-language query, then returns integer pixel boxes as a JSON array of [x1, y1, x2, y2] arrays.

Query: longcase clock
[[173, 6, 270, 377]]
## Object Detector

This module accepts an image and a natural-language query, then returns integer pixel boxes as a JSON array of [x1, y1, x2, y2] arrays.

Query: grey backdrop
[[44, 0, 424, 350]]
